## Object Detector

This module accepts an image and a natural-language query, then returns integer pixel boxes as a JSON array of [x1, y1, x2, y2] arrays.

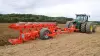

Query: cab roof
[[76, 14, 87, 16]]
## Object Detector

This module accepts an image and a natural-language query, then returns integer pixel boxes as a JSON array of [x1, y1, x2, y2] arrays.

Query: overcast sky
[[0, 0, 100, 21]]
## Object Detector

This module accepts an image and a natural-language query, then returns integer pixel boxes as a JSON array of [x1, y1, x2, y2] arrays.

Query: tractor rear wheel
[[40, 28, 52, 40], [86, 22, 94, 33], [81, 23, 86, 33], [66, 21, 73, 28]]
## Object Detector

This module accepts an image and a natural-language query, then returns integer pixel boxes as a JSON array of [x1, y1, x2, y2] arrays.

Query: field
[[0, 23, 100, 56]]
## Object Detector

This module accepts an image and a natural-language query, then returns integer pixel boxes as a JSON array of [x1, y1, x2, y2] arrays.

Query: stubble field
[[0, 23, 100, 56]]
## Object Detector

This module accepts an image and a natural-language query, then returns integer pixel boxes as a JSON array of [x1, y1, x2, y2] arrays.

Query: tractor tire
[[40, 28, 52, 40], [66, 21, 73, 28], [81, 23, 86, 33], [93, 25, 96, 33], [86, 22, 94, 33]]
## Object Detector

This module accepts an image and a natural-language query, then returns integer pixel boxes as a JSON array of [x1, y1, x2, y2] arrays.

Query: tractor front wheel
[[93, 25, 96, 33]]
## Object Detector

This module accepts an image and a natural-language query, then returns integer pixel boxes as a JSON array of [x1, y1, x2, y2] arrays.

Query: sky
[[0, 0, 100, 21]]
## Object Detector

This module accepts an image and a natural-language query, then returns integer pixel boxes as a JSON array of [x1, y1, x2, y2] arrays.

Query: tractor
[[66, 14, 96, 33]]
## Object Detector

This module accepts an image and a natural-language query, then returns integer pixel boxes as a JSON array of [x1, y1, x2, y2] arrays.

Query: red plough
[[8, 22, 78, 45]]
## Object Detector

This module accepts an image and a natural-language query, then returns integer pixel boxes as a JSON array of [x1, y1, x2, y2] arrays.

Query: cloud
[[0, 0, 40, 13], [30, 3, 91, 18], [0, 0, 100, 21]]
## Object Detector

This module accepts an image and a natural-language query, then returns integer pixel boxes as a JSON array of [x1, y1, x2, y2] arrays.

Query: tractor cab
[[75, 14, 89, 23]]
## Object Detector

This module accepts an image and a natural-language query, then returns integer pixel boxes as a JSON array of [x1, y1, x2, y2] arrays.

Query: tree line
[[94, 21, 100, 25], [0, 14, 73, 24]]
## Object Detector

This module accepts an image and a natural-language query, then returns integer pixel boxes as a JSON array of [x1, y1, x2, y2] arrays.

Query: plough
[[8, 22, 78, 45]]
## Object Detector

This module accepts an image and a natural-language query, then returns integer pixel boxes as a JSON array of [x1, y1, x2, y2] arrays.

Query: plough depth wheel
[[40, 28, 52, 40]]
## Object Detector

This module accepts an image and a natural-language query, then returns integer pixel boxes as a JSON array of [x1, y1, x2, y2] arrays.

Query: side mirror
[[89, 15, 90, 17]]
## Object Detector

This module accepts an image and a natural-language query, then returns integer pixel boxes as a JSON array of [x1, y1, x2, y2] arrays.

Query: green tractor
[[66, 14, 96, 33]]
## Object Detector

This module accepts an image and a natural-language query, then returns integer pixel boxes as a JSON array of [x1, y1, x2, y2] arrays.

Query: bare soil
[[0, 23, 100, 56]]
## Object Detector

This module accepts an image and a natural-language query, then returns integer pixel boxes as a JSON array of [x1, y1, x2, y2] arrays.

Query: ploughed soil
[[0, 23, 100, 56]]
